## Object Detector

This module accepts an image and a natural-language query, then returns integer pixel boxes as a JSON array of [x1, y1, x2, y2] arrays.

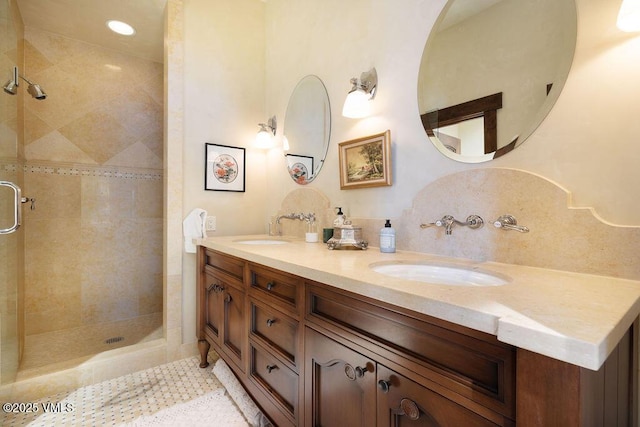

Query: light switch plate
[[205, 216, 216, 231]]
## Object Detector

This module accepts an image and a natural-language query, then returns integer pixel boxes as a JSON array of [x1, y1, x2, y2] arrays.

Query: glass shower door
[[0, 0, 22, 387]]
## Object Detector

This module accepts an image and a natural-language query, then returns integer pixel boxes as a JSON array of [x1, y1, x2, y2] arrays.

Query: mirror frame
[[283, 75, 331, 184]]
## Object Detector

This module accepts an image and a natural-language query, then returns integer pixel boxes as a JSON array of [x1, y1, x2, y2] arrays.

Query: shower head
[[25, 81, 46, 100], [2, 66, 47, 100], [3, 66, 18, 95], [3, 79, 18, 95]]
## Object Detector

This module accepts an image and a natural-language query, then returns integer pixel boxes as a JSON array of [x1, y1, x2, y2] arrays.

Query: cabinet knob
[[266, 364, 278, 373], [266, 281, 276, 291], [224, 294, 232, 303], [399, 398, 420, 421], [377, 379, 391, 393], [344, 364, 368, 381], [266, 318, 276, 327]]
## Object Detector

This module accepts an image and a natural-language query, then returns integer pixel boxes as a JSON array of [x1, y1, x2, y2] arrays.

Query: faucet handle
[[419, 217, 447, 229], [420, 215, 452, 229], [493, 215, 529, 233]]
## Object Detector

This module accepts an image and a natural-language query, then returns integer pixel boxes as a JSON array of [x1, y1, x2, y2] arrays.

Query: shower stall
[[0, 0, 164, 387]]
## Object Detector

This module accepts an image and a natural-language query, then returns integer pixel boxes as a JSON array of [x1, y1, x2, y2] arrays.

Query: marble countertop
[[196, 234, 640, 371]]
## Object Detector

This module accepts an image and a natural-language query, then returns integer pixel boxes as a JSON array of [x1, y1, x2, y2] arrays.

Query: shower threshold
[[18, 313, 162, 377]]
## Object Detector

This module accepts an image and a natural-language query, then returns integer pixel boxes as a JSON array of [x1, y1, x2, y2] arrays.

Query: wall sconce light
[[342, 67, 377, 118], [618, 0, 640, 32], [3, 66, 47, 100], [255, 116, 277, 149]]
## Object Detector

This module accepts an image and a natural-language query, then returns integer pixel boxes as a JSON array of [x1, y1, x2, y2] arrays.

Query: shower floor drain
[[105, 336, 125, 345]]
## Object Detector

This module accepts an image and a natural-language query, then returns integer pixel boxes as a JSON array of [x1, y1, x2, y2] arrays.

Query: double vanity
[[196, 235, 639, 427]]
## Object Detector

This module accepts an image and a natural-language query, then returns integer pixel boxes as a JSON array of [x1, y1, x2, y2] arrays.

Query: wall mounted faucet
[[493, 215, 529, 233], [420, 214, 484, 235], [274, 212, 316, 236]]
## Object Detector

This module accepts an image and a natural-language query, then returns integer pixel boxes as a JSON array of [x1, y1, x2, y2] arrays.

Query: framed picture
[[338, 130, 392, 189], [285, 154, 314, 185], [205, 143, 246, 192]]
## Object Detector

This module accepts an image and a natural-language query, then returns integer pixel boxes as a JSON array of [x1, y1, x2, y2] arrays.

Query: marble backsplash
[[275, 168, 640, 281]]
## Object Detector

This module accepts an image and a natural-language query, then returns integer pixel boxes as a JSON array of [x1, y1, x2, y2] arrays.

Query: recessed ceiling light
[[107, 20, 136, 36]]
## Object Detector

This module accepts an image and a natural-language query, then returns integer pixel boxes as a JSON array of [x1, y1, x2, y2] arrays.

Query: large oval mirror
[[418, 0, 577, 162], [283, 75, 331, 184]]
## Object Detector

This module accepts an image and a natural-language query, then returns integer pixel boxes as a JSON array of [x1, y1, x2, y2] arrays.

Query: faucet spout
[[274, 212, 316, 236]]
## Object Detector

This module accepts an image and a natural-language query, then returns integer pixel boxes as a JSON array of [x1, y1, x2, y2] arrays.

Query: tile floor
[[2, 356, 233, 426]]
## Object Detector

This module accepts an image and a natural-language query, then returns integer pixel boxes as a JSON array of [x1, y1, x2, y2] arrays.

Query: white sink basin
[[370, 262, 509, 287], [234, 239, 289, 245]]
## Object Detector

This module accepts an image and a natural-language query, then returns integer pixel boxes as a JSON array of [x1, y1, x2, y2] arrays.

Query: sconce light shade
[[618, 0, 640, 32], [255, 116, 277, 149], [342, 68, 377, 119]]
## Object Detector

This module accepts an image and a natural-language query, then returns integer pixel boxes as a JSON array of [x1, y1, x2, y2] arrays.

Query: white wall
[[179, 0, 640, 343], [262, 0, 640, 226], [181, 0, 267, 342]]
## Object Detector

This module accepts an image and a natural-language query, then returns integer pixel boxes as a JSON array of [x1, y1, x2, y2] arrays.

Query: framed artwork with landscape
[[205, 143, 246, 192], [338, 130, 392, 189]]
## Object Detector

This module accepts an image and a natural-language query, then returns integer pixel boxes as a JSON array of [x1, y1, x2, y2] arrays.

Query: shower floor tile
[[2, 356, 226, 426], [19, 313, 163, 374]]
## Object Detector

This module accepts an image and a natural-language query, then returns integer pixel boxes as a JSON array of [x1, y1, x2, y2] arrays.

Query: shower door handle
[[0, 181, 23, 234]]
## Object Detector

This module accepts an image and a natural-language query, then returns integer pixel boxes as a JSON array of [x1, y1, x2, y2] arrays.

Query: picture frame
[[338, 129, 392, 189], [205, 143, 246, 192], [285, 154, 314, 185]]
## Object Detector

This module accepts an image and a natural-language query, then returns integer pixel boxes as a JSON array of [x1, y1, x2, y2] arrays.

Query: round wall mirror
[[283, 75, 331, 184], [417, 0, 577, 162]]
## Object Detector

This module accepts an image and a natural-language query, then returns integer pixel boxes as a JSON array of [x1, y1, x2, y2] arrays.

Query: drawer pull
[[344, 364, 368, 381], [399, 398, 420, 421], [266, 281, 276, 291], [266, 318, 276, 327], [266, 364, 278, 373], [378, 379, 391, 393]]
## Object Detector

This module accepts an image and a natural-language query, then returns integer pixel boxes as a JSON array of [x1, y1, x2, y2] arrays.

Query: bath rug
[[124, 388, 248, 427], [212, 359, 272, 427]]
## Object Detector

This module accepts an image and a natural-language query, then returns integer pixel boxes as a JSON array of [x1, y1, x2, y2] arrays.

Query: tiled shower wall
[[21, 28, 163, 336]]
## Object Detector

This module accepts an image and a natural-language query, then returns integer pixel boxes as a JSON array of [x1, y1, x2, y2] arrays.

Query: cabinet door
[[222, 283, 245, 368], [305, 328, 376, 427], [377, 364, 499, 427], [203, 273, 224, 344]]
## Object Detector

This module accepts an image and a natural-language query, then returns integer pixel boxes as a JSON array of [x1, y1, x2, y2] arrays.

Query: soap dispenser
[[379, 219, 396, 253], [333, 207, 346, 227]]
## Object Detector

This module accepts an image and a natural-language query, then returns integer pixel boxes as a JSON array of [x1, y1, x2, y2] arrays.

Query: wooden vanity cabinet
[[304, 327, 377, 426], [197, 246, 637, 427], [305, 282, 516, 427], [197, 248, 247, 371], [305, 327, 498, 426], [247, 262, 304, 426]]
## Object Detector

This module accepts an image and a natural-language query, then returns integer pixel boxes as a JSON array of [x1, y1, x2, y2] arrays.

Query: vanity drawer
[[250, 299, 299, 370], [249, 342, 299, 421], [306, 282, 515, 418], [204, 249, 245, 283], [249, 263, 302, 314]]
